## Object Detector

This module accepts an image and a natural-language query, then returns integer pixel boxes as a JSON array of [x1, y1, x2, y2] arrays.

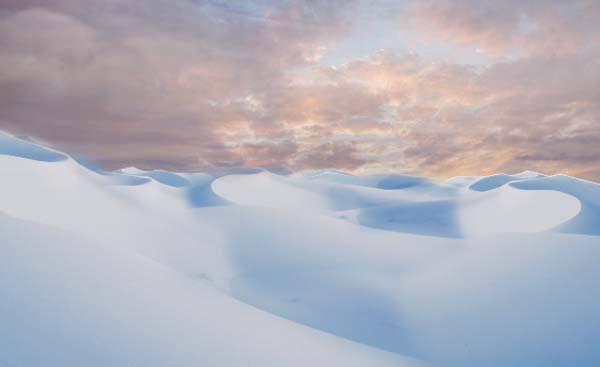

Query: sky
[[1, 0, 599, 180]]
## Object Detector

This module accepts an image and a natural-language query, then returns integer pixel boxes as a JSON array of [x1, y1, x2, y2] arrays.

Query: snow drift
[[1, 131, 599, 366]]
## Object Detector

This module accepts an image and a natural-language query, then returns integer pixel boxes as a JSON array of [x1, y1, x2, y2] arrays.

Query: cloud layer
[[1, 0, 599, 180]]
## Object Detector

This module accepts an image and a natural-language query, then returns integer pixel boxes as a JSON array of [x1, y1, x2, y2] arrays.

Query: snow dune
[[0, 213, 414, 367], [0, 132, 66, 162], [511, 175, 600, 235], [468, 171, 546, 191], [1, 131, 599, 366], [460, 184, 581, 237]]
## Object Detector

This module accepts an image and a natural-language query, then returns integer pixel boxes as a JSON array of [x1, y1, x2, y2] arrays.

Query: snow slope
[[1, 131, 599, 366]]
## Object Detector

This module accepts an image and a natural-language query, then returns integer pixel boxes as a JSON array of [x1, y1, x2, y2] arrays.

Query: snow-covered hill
[[1, 131, 599, 366]]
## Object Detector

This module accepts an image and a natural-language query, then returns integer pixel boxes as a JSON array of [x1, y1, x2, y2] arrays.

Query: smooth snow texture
[[0, 213, 413, 367], [460, 184, 581, 237], [511, 175, 600, 235], [468, 171, 546, 192], [1, 132, 599, 366], [213, 171, 331, 211], [0, 131, 66, 162]]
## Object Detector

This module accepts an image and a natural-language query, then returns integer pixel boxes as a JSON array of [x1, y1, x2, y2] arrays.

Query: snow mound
[[511, 174, 600, 235], [305, 169, 437, 190], [213, 170, 332, 211], [185, 173, 231, 207], [0, 131, 66, 162], [468, 171, 546, 191], [1, 132, 599, 366], [121, 167, 191, 187], [398, 233, 600, 365], [460, 184, 581, 237], [0, 212, 414, 367], [355, 200, 461, 237], [443, 175, 480, 187]]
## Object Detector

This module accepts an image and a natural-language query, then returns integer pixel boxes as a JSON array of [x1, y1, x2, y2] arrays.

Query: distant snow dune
[[1, 131, 599, 366]]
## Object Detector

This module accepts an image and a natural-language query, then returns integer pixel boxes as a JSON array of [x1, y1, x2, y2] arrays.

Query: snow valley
[[1, 131, 599, 366]]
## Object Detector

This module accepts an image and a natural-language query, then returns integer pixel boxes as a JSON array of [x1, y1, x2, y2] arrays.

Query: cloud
[[403, 0, 600, 56], [0, 0, 599, 181], [0, 1, 357, 171], [293, 141, 371, 171], [294, 46, 600, 180]]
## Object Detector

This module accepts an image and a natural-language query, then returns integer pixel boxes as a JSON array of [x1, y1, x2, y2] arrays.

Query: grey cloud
[[0, 0, 357, 171]]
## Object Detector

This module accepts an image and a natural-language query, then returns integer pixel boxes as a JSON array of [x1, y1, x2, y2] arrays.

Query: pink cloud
[[1, 1, 599, 181]]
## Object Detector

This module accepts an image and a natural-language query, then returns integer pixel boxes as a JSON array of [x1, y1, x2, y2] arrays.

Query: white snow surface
[[1, 131, 600, 366]]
